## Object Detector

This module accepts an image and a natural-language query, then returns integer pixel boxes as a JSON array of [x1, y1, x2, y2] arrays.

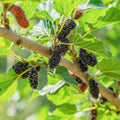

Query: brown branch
[[0, 26, 120, 108]]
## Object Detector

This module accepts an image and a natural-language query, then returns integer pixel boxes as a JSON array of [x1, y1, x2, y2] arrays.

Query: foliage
[[0, 0, 120, 120]]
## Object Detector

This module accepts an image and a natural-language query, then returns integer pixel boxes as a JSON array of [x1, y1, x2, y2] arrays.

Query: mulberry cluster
[[29, 67, 40, 89], [89, 79, 99, 99], [8, 5, 29, 28], [79, 48, 97, 66], [55, 38, 70, 54], [12, 61, 29, 79], [89, 104, 97, 120], [57, 19, 76, 41], [12, 61, 40, 89], [99, 87, 113, 104], [78, 48, 97, 72], [49, 19, 76, 69], [48, 51, 61, 69]]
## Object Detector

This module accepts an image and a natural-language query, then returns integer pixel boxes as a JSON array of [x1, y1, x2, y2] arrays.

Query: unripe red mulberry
[[74, 9, 83, 19], [8, 5, 29, 28]]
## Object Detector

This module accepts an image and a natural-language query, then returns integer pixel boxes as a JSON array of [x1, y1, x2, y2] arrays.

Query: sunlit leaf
[[47, 86, 81, 105], [87, 0, 105, 8], [0, 69, 18, 102], [55, 66, 78, 85], [53, 0, 85, 16]]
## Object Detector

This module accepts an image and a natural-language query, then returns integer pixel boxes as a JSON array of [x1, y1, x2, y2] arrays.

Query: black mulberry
[[48, 51, 61, 69], [79, 48, 97, 66], [29, 67, 39, 89], [57, 19, 76, 41], [90, 104, 97, 120], [55, 38, 70, 54], [89, 79, 99, 99], [78, 60, 88, 72], [12, 61, 29, 78]]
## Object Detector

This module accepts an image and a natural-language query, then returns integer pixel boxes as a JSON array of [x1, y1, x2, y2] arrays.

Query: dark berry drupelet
[[55, 38, 70, 54], [57, 19, 76, 41], [99, 87, 113, 104], [35, 66, 41, 72], [12, 61, 29, 78], [78, 59, 88, 72], [90, 104, 97, 120], [48, 51, 61, 69], [29, 67, 39, 89], [89, 79, 99, 99], [86, 53, 97, 66]]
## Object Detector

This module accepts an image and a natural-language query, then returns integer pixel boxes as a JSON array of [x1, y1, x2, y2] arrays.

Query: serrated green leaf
[[53, 0, 84, 16], [96, 7, 120, 28], [19, 2, 40, 19], [55, 66, 78, 85], [102, 0, 114, 5], [71, 35, 110, 57], [58, 103, 77, 114], [97, 58, 120, 73], [34, 10, 53, 22], [0, 69, 18, 102], [38, 80, 65, 95], [80, 7, 120, 35], [97, 58, 120, 80], [79, 8, 108, 32], [87, 0, 105, 8], [47, 86, 81, 105]]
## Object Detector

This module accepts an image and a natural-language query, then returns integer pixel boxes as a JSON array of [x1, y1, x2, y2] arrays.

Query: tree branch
[[0, 26, 120, 108]]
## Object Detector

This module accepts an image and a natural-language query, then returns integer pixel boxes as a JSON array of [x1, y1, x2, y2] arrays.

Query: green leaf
[[19, 2, 40, 19], [97, 58, 120, 80], [79, 8, 108, 32], [47, 86, 81, 105], [96, 7, 120, 28], [37, 66, 48, 90], [34, 10, 53, 22], [97, 58, 120, 73], [79, 7, 120, 34], [55, 66, 78, 85], [0, 69, 18, 102], [53, 0, 84, 16], [87, 0, 105, 8], [0, 47, 9, 56], [38, 80, 65, 95], [58, 103, 77, 114], [71, 31, 110, 57]]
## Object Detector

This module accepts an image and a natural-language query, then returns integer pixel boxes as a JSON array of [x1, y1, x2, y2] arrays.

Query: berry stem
[[70, 34, 76, 62]]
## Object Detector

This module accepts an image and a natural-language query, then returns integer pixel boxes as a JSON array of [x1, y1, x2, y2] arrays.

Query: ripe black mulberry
[[89, 79, 99, 99], [57, 19, 76, 41], [29, 67, 40, 89], [90, 104, 97, 120], [12, 61, 29, 78], [48, 51, 61, 69]]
